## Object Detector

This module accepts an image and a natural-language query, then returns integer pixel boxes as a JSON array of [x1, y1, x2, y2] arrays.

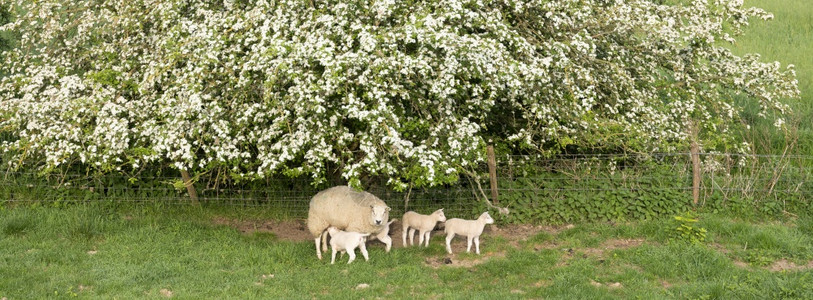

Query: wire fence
[[2, 153, 812, 221]]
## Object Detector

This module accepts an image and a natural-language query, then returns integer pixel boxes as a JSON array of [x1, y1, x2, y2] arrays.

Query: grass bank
[[1, 204, 811, 299]]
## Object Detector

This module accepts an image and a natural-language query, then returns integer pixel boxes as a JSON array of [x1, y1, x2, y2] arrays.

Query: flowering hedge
[[0, 0, 799, 189]]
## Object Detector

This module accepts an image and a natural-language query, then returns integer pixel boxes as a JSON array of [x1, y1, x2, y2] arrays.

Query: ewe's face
[[370, 205, 390, 226], [436, 209, 447, 222]]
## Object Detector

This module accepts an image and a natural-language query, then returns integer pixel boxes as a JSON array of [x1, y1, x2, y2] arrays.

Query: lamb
[[307, 185, 391, 260], [444, 212, 495, 254], [326, 227, 370, 264], [401, 209, 447, 247], [366, 219, 397, 252]]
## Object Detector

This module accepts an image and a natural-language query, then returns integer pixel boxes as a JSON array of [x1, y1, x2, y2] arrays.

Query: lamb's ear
[[386, 207, 391, 212]]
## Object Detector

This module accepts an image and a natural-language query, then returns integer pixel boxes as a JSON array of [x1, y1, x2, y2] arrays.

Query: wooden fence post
[[180, 170, 200, 205], [690, 126, 701, 206], [487, 145, 499, 204]]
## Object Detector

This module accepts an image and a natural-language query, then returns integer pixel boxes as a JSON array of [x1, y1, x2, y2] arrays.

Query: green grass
[[733, 0, 813, 154], [1, 204, 811, 299]]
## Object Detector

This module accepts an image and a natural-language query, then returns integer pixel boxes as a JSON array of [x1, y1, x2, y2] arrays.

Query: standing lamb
[[327, 227, 370, 264], [307, 185, 391, 260], [444, 212, 495, 255], [402, 209, 447, 247], [367, 219, 397, 252]]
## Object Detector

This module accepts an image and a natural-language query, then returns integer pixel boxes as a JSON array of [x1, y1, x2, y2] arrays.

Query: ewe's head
[[369, 205, 391, 226], [434, 208, 447, 222], [479, 212, 495, 224]]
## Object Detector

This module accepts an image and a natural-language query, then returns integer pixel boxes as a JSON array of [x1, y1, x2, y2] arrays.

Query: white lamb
[[327, 227, 370, 264], [367, 219, 397, 252], [307, 185, 391, 260], [401, 209, 447, 247], [444, 212, 495, 255]]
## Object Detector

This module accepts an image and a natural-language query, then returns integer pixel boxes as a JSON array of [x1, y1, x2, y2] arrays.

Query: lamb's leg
[[402, 226, 409, 247], [408, 228, 416, 246], [330, 247, 337, 264], [474, 236, 481, 254], [445, 233, 455, 254], [466, 236, 473, 253], [423, 231, 431, 247], [417, 229, 425, 246], [347, 249, 357, 264], [380, 235, 392, 252], [315, 237, 323, 260], [360, 240, 370, 261]]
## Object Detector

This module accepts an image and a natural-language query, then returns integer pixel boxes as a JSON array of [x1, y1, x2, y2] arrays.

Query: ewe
[[307, 186, 390, 260]]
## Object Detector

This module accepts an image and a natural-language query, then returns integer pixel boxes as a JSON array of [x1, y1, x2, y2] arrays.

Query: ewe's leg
[[347, 249, 357, 264], [315, 237, 323, 260], [474, 236, 481, 254], [423, 231, 431, 247], [321, 232, 329, 253], [445, 233, 455, 254], [466, 236, 473, 253]]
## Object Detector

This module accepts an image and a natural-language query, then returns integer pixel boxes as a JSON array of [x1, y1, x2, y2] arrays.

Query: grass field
[[1, 1, 811, 299], [1, 204, 811, 299], [733, 0, 813, 154]]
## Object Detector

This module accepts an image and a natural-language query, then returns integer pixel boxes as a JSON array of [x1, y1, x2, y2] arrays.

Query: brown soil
[[212, 217, 312, 242], [767, 259, 813, 272], [212, 218, 563, 247]]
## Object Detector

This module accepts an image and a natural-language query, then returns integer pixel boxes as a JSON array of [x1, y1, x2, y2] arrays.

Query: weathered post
[[487, 145, 499, 205], [180, 170, 200, 205], [690, 126, 701, 206]]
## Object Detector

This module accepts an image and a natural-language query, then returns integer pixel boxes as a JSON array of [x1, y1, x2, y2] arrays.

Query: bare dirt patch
[[767, 259, 813, 272], [424, 251, 507, 268], [212, 217, 312, 242], [212, 217, 566, 246], [553, 238, 645, 267], [159, 289, 173, 298], [733, 260, 749, 268]]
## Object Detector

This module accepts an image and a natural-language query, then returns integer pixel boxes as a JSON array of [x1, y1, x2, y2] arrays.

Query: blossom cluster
[[0, 0, 798, 188]]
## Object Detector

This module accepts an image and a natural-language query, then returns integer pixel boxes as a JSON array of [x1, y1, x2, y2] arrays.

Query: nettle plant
[[0, 0, 798, 189]]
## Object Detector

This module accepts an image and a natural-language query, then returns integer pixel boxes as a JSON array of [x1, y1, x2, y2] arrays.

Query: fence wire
[[1, 153, 811, 219]]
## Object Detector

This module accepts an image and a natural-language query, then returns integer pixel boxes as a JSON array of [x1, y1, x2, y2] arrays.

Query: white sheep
[[366, 219, 397, 252], [307, 185, 391, 260], [327, 227, 370, 264], [401, 209, 447, 247], [444, 212, 495, 255]]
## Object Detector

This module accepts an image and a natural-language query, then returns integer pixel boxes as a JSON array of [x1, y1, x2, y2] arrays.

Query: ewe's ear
[[386, 207, 391, 212]]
